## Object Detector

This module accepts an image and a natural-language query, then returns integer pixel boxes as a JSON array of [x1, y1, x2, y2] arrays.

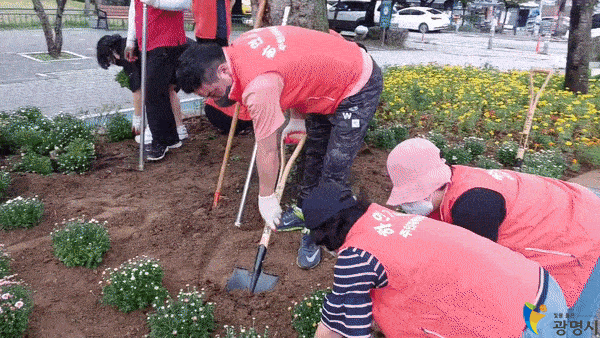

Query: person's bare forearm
[[315, 322, 344, 338], [256, 132, 279, 197]]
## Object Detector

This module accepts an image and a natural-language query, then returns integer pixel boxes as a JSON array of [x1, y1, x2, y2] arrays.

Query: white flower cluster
[[0, 196, 44, 230]]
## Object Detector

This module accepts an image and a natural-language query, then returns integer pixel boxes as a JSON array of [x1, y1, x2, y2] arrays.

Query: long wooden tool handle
[[213, 103, 241, 208], [258, 134, 307, 248], [517, 69, 553, 163]]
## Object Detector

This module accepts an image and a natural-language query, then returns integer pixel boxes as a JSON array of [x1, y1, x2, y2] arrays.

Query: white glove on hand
[[282, 118, 306, 144], [258, 194, 282, 231]]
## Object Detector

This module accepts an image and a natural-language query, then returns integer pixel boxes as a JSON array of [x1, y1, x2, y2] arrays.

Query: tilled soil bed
[[2, 116, 393, 338]]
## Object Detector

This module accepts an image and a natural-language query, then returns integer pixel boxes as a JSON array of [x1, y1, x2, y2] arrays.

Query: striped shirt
[[321, 247, 388, 338]]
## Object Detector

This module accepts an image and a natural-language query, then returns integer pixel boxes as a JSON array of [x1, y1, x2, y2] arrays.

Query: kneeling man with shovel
[[176, 26, 382, 269]]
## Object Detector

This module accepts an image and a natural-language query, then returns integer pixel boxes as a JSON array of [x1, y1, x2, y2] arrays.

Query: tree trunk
[[364, 0, 377, 27], [32, 0, 67, 58], [564, 0, 597, 94], [259, 0, 328, 32]]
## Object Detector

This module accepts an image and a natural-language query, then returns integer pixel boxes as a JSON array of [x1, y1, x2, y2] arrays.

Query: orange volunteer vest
[[341, 203, 541, 338], [134, 0, 187, 52], [192, 0, 232, 40], [438, 165, 600, 308], [224, 26, 365, 117]]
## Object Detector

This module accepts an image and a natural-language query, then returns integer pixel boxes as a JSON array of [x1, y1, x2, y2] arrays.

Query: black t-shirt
[[450, 187, 506, 242], [114, 38, 142, 92]]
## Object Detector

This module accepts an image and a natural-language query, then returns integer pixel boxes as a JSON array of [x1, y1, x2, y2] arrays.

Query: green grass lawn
[[0, 0, 85, 10]]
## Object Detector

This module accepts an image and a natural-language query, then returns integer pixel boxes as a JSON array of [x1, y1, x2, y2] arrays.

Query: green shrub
[[147, 287, 215, 338], [50, 114, 95, 149], [426, 131, 447, 151], [51, 218, 111, 269], [0, 244, 11, 278], [105, 113, 133, 142], [55, 138, 96, 174], [496, 141, 518, 167], [475, 155, 502, 169], [0, 171, 10, 199], [577, 145, 600, 167], [16, 152, 54, 175], [367, 128, 398, 149], [291, 288, 330, 338], [443, 146, 473, 165], [520, 149, 566, 179], [0, 196, 44, 230], [218, 325, 270, 338], [0, 108, 96, 174], [463, 136, 486, 157], [390, 125, 409, 144], [101, 255, 168, 313], [0, 276, 34, 338]]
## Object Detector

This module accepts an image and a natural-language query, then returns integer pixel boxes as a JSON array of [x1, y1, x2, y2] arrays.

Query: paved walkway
[[0, 27, 569, 118]]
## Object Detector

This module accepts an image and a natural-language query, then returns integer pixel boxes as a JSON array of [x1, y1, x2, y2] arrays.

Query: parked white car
[[393, 7, 451, 33]]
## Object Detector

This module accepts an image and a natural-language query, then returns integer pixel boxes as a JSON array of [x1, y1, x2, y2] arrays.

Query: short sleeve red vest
[[340, 203, 540, 338], [224, 26, 365, 116], [438, 165, 600, 307], [192, 0, 231, 40], [135, 0, 187, 52]]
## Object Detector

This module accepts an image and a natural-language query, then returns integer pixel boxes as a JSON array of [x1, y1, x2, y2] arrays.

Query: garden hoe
[[226, 134, 307, 294], [515, 68, 553, 169], [212, 0, 268, 209]]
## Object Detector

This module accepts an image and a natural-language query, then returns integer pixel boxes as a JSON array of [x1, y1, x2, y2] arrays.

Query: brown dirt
[[2, 116, 393, 338], [4, 115, 599, 338]]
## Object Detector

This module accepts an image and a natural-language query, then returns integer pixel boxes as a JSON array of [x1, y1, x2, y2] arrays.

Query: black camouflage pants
[[298, 59, 383, 205]]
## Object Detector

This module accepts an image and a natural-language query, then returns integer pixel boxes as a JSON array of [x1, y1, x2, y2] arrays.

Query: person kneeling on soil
[[303, 181, 567, 338], [95, 34, 188, 142], [385, 137, 600, 335], [176, 26, 383, 270]]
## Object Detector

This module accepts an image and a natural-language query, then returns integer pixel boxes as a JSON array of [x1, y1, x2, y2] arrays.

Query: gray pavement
[[0, 27, 569, 118]]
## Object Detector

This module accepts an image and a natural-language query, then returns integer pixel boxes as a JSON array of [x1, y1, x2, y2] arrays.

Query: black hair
[[176, 42, 226, 94], [309, 193, 371, 252], [96, 34, 125, 69]]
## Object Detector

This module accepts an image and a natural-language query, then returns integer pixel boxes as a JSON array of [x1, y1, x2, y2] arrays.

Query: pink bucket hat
[[386, 138, 452, 205]]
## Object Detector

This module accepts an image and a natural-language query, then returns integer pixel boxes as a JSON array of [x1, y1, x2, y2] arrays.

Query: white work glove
[[258, 194, 282, 231], [282, 118, 306, 144]]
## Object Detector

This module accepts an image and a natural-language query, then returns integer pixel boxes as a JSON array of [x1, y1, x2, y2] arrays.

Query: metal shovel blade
[[226, 267, 279, 293]]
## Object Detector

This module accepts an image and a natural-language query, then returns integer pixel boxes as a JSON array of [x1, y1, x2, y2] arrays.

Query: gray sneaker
[[297, 234, 321, 269], [278, 205, 305, 232]]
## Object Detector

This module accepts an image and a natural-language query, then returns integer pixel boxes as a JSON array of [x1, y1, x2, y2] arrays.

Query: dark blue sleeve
[[451, 187, 506, 242], [321, 247, 388, 338]]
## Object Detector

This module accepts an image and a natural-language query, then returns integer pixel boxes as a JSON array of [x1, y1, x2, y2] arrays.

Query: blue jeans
[[522, 274, 568, 338], [567, 258, 600, 338]]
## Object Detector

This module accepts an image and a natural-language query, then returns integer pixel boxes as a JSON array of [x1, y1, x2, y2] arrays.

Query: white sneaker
[[135, 127, 152, 144], [177, 125, 188, 140]]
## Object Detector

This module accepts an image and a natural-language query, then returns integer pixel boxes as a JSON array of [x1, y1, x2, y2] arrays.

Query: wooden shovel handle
[[258, 134, 307, 247]]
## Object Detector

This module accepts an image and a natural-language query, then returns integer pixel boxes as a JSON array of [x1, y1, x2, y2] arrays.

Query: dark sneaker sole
[[146, 148, 168, 161], [167, 141, 182, 149]]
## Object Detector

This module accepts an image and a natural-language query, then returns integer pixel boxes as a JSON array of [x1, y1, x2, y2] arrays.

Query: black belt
[[535, 269, 550, 311]]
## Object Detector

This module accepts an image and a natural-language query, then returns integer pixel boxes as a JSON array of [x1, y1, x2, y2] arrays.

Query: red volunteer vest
[[437, 165, 600, 307], [193, 0, 232, 40], [135, 0, 187, 52], [224, 26, 365, 116], [341, 203, 540, 338]]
